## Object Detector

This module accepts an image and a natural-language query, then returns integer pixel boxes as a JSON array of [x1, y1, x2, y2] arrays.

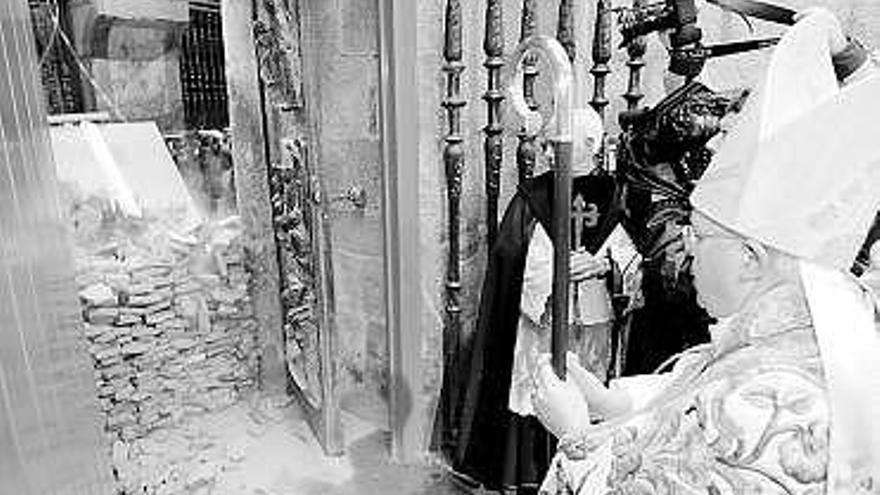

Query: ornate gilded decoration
[[546, 287, 828, 494], [484, 0, 504, 247]]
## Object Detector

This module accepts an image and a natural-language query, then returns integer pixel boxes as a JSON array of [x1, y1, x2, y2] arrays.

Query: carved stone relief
[[253, 0, 304, 110], [269, 138, 324, 408]]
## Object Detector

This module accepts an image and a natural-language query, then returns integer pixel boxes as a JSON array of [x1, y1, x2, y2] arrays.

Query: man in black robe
[[448, 109, 619, 493], [452, 170, 618, 494]]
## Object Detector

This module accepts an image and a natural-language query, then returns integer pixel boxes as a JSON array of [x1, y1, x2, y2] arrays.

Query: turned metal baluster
[[441, 0, 465, 441], [484, 0, 504, 247], [516, 0, 539, 184], [624, 0, 647, 112], [590, 0, 612, 168]]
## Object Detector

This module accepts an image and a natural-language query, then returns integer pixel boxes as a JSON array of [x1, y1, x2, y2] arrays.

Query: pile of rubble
[[110, 393, 294, 495], [75, 217, 260, 444]]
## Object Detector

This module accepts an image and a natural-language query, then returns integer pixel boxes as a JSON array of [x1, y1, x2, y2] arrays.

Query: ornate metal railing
[[440, 0, 651, 435], [181, 1, 230, 129], [483, 0, 505, 248], [516, 0, 539, 184], [441, 0, 465, 448]]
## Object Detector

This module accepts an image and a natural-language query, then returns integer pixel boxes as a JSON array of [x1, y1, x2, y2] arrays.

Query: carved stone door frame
[[222, 0, 343, 455], [223, 0, 422, 461]]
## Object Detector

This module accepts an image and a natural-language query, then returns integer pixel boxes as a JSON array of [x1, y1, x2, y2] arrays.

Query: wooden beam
[[377, 0, 422, 463], [93, 0, 189, 22], [47, 111, 113, 125], [220, 0, 287, 390]]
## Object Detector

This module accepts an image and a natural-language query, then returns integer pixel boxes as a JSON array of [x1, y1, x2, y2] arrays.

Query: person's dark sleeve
[[833, 38, 869, 81]]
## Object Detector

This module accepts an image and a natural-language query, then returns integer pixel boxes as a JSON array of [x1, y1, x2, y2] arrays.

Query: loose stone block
[[128, 289, 173, 308], [145, 309, 175, 325], [80, 283, 117, 307], [87, 307, 120, 325], [123, 342, 151, 356]]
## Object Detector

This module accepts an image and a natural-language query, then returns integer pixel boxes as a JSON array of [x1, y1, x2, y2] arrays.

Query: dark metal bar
[[441, 0, 464, 443], [484, 0, 504, 247], [624, 0, 647, 112], [552, 0, 575, 378], [181, 5, 229, 130], [551, 141, 572, 378], [590, 0, 612, 169], [590, 0, 612, 121], [516, 0, 539, 184]]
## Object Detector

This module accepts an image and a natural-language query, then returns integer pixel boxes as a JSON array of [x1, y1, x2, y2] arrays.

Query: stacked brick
[[76, 236, 260, 443]]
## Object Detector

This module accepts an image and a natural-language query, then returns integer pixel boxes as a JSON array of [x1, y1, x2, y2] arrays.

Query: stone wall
[[69, 0, 188, 130], [90, 52, 186, 131], [73, 215, 260, 445], [302, 0, 389, 426]]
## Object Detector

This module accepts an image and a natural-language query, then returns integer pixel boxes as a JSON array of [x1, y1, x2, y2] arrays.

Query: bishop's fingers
[[570, 253, 610, 281]]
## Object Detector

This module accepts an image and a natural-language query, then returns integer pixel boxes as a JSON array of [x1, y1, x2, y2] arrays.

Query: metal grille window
[[180, 0, 229, 130], [29, 0, 85, 115]]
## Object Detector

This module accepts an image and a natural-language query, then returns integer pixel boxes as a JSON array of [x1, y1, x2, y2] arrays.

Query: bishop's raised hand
[[531, 353, 592, 439]]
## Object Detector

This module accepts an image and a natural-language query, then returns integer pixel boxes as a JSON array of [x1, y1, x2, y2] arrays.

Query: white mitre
[[691, 11, 880, 489], [690, 12, 880, 270], [570, 106, 604, 175], [535, 106, 604, 175]]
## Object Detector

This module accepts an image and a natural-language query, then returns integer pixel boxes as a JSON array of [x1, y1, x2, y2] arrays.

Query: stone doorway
[[223, 0, 391, 456]]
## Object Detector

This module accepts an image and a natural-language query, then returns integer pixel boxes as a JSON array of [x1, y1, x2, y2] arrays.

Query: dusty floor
[[112, 391, 473, 495]]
